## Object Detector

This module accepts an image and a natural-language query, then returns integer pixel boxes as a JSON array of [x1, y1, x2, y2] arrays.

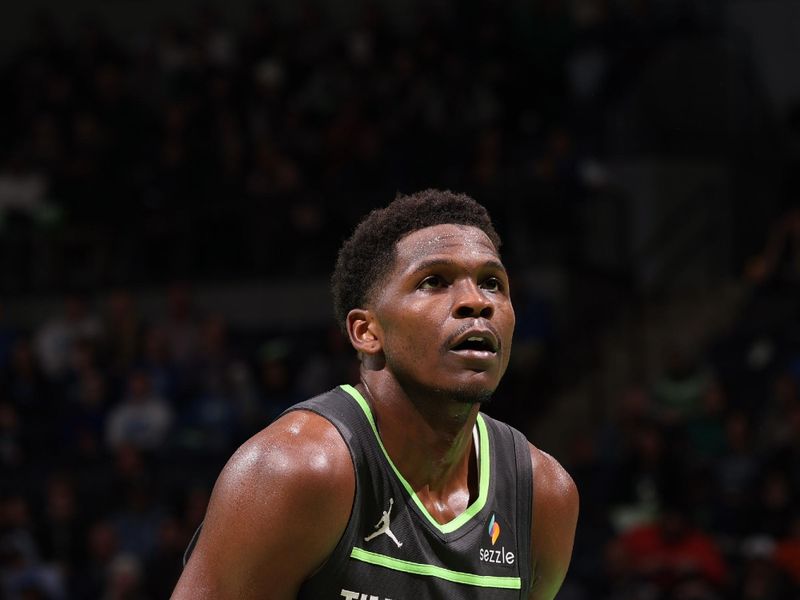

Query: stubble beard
[[441, 384, 494, 405], [399, 374, 496, 406], [386, 346, 499, 406]]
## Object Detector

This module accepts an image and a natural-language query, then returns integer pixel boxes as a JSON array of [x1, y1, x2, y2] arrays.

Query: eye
[[419, 275, 446, 290], [481, 277, 504, 292]]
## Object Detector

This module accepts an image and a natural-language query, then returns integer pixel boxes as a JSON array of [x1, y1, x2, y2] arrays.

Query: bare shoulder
[[529, 444, 579, 510], [527, 444, 579, 600], [172, 409, 355, 600], [234, 408, 355, 488]]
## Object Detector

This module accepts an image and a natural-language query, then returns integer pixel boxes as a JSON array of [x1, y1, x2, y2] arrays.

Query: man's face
[[369, 224, 515, 403]]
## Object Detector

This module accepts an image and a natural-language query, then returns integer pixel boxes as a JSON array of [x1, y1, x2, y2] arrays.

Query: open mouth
[[451, 335, 498, 354]]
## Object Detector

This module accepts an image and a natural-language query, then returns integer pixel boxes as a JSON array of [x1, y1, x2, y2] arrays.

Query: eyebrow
[[408, 257, 507, 276]]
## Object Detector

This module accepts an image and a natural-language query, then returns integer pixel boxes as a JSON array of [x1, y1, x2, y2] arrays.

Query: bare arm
[[171, 410, 355, 600], [528, 446, 579, 600]]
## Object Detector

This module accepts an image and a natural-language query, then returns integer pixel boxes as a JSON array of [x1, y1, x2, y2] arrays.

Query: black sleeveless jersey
[[287, 385, 534, 600]]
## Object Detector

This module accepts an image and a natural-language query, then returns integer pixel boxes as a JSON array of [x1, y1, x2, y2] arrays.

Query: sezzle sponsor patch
[[478, 512, 516, 568]]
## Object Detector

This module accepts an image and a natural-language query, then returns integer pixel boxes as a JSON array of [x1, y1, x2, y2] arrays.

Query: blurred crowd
[[3, 228, 800, 600], [564, 208, 800, 600], [1, 0, 800, 598], [1, 282, 360, 599], [0, 0, 736, 292]]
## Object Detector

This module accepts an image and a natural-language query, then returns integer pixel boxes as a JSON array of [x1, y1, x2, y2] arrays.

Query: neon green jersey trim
[[350, 547, 521, 589], [340, 384, 490, 534]]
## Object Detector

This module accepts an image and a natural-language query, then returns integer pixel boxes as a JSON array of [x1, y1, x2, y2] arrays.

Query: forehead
[[393, 224, 500, 270]]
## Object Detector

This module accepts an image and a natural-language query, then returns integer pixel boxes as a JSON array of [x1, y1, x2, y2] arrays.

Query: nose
[[453, 279, 494, 319]]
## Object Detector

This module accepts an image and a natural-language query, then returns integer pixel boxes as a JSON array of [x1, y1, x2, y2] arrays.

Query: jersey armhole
[[509, 423, 534, 598], [182, 405, 359, 574], [182, 520, 204, 567], [283, 406, 360, 580]]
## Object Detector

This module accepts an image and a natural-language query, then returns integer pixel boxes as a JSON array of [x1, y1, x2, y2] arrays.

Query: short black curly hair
[[331, 189, 502, 332]]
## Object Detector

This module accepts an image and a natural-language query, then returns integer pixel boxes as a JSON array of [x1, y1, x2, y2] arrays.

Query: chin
[[445, 383, 495, 405]]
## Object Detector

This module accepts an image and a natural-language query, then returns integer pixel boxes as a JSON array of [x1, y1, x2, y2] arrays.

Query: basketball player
[[172, 189, 579, 599]]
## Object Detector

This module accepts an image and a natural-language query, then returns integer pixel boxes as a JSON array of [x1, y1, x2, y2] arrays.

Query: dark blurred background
[[2, 0, 800, 598]]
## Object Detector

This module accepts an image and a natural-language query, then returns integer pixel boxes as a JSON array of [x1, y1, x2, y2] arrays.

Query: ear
[[346, 308, 382, 356]]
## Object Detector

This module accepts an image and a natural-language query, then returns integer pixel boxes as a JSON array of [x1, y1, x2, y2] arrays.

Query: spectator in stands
[[61, 338, 103, 419], [59, 366, 108, 460], [192, 314, 259, 423], [144, 516, 187, 598], [159, 282, 201, 369], [772, 513, 800, 590], [684, 379, 728, 467], [744, 204, 800, 290], [739, 204, 800, 346], [252, 337, 300, 426], [291, 324, 359, 404], [105, 370, 173, 452], [735, 537, 795, 600], [72, 519, 119, 600], [651, 345, 713, 429], [109, 478, 166, 562], [750, 469, 794, 540], [101, 553, 147, 600], [1, 337, 51, 449], [0, 402, 24, 467], [102, 289, 143, 378], [605, 500, 728, 595], [34, 294, 103, 381], [0, 493, 66, 599], [34, 473, 87, 584], [0, 152, 50, 228], [756, 370, 800, 455], [713, 411, 761, 537], [607, 417, 680, 531], [138, 324, 180, 403], [173, 314, 259, 453]]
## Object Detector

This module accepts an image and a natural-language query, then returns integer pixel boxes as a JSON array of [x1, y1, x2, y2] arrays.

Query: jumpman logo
[[364, 498, 403, 548]]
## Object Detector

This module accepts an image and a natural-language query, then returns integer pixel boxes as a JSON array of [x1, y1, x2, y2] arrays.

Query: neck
[[357, 372, 481, 522]]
